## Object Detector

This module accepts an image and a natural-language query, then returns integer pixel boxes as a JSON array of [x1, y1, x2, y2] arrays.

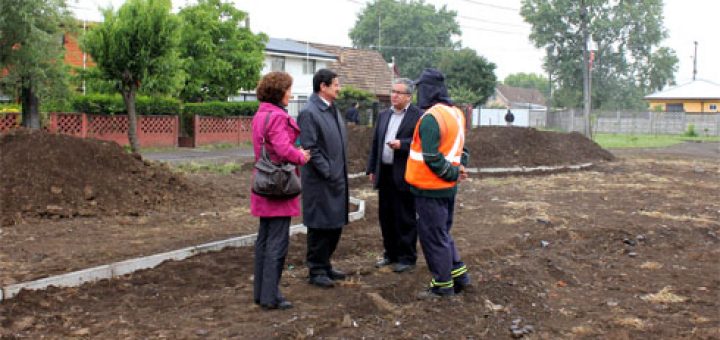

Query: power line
[[367, 45, 454, 51], [456, 0, 519, 12]]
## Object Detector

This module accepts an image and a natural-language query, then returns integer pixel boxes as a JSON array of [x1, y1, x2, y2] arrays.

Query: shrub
[[0, 103, 20, 113], [683, 124, 698, 137], [71, 94, 181, 115], [183, 101, 259, 117], [181, 101, 259, 136]]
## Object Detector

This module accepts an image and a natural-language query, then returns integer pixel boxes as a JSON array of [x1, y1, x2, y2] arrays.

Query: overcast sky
[[70, 0, 718, 86]]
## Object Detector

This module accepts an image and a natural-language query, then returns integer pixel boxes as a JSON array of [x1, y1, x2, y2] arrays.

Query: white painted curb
[[351, 163, 593, 178], [1, 197, 365, 301], [465, 162, 593, 174]]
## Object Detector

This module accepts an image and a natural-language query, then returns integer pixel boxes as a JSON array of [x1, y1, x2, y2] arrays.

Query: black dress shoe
[[261, 299, 293, 310], [328, 269, 347, 280], [375, 258, 394, 268], [308, 275, 335, 288], [392, 263, 415, 273]]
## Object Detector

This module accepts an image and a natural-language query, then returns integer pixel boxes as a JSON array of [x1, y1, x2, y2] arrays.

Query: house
[[305, 42, 394, 106], [644, 79, 720, 113], [230, 38, 338, 102], [486, 84, 547, 110], [0, 28, 93, 102]]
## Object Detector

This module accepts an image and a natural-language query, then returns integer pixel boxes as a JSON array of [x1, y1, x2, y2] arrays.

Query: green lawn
[[593, 133, 720, 149]]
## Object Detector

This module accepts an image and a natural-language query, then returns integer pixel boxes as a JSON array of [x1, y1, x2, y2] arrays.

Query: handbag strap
[[259, 111, 272, 161]]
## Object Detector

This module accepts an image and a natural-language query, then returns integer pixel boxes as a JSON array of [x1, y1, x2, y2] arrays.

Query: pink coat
[[250, 102, 307, 217]]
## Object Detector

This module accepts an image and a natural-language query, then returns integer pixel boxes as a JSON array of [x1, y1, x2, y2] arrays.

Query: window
[[710, 104, 717, 111], [303, 59, 316, 74], [270, 56, 285, 71], [666, 103, 684, 112]]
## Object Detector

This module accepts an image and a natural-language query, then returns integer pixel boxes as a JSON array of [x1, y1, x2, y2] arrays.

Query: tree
[[178, 0, 266, 102], [0, 0, 73, 128], [504, 72, 549, 98], [82, 0, 181, 152], [349, 0, 461, 79], [521, 0, 678, 110], [437, 48, 497, 105]]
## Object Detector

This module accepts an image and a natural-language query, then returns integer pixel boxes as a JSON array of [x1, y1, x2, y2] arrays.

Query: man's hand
[[458, 165, 468, 181], [369, 173, 375, 183], [386, 140, 401, 150]]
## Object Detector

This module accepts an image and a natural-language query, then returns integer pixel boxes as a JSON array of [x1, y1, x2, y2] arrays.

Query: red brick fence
[[0, 112, 253, 147]]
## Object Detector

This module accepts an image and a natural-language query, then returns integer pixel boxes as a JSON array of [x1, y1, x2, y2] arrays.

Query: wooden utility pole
[[580, 0, 591, 137]]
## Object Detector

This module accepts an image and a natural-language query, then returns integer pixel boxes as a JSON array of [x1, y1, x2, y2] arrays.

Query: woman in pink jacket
[[251, 72, 310, 310]]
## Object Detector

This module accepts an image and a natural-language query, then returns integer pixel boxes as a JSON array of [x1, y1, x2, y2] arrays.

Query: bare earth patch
[[1, 149, 718, 338]]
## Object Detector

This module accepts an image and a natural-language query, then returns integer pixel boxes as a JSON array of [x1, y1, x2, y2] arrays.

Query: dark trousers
[[378, 164, 417, 265], [254, 217, 290, 305], [415, 195, 466, 288], [306, 227, 343, 276]]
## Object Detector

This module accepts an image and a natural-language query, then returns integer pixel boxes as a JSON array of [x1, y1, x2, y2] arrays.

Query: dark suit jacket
[[298, 93, 349, 229], [366, 104, 422, 191]]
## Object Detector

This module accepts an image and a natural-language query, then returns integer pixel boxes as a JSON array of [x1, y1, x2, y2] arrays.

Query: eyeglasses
[[390, 90, 411, 95]]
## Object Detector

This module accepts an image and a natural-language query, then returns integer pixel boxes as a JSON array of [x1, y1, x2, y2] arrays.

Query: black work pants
[[253, 216, 290, 306], [378, 164, 417, 265], [306, 227, 343, 277]]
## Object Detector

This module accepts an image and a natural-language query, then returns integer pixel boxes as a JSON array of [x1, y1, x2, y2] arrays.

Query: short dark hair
[[313, 68, 337, 93], [256, 71, 293, 105]]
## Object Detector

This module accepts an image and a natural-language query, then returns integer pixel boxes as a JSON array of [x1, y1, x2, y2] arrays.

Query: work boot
[[416, 287, 455, 300], [392, 263, 415, 273]]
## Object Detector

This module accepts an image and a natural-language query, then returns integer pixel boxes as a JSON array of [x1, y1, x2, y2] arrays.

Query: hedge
[[180, 101, 259, 136], [71, 94, 182, 116], [183, 101, 259, 117]]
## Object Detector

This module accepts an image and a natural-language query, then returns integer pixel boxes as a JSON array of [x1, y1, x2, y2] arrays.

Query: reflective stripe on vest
[[405, 104, 466, 190]]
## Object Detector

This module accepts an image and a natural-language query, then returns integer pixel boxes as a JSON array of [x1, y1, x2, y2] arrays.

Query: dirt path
[[2, 153, 718, 339], [141, 147, 254, 164]]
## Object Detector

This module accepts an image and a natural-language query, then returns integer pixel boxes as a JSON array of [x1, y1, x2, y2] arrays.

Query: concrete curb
[[1, 197, 365, 302], [465, 162, 594, 174], [351, 163, 593, 178]]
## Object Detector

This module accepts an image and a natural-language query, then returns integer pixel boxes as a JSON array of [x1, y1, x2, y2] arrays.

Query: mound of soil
[[0, 129, 200, 226], [346, 125, 614, 172], [467, 126, 615, 168]]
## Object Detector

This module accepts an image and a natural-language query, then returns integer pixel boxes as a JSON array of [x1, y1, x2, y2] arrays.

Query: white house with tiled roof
[[231, 38, 338, 102]]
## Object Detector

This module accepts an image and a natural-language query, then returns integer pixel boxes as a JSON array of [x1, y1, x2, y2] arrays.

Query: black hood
[[415, 68, 452, 110]]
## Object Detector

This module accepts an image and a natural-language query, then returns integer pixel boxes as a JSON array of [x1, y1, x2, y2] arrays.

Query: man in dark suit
[[298, 69, 349, 288], [366, 78, 422, 273]]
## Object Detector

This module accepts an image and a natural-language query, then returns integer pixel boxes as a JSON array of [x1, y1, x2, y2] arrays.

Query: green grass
[[172, 161, 242, 174], [593, 133, 720, 149]]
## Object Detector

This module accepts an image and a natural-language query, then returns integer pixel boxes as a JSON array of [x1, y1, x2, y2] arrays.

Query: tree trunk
[[21, 80, 41, 129], [121, 86, 140, 153]]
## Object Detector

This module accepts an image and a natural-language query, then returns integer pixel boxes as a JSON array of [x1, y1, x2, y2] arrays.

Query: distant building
[[230, 38, 338, 102], [306, 42, 394, 106], [644, 79, 720, 113], [486, 84, 547, 110]]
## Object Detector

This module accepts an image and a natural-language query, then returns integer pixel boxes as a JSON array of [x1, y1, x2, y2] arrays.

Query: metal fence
[[546, 109, 720, 136]]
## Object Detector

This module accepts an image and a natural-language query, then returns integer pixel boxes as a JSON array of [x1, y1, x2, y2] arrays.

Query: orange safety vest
[[405, 104, 465, 190]]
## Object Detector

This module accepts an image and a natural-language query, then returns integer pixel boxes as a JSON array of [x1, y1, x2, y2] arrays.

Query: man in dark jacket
[[504, 108, 515, 126], [345, 102, 360, 124], [298, 69, 350, 288], [366, 78, 422, 273]]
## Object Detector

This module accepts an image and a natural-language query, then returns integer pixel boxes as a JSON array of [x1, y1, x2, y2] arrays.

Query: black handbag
[[251, 111, 302, 199]]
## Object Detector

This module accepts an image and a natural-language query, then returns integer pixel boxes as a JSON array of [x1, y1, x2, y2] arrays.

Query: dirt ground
[[2, 141, 719, 338]]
